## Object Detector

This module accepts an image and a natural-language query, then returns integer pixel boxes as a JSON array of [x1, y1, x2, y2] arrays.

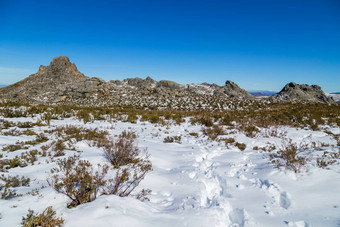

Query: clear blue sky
[[0, 0, 339, 91]]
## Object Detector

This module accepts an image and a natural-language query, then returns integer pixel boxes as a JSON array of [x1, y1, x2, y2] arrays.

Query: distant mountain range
[[330, 92, 340, 95], [247, 90, 278, 96], [0, 85, 7, 88]]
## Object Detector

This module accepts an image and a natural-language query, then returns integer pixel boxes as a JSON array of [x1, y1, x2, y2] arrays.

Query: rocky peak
[[272, 82, 334, 103], [212, 80, 253, 99], [40, 56, 85, 79], [225, 80, 238, 89]]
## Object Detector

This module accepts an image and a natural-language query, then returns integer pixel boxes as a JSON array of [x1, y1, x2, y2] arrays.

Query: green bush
[[235, 142, 246, 151], [21, 206, 64, 227]]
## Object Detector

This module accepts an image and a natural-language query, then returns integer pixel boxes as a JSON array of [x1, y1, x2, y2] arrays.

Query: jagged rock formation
[[213, 80, 253, 99], [4, 56, 334, 107], [0, 56, 254, 106], [0, 56, 93, 102], [272, 82, 334, 103]]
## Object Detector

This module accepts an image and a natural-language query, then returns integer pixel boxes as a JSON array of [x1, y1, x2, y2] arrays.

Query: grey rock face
[[272, 82, 334, 103], [213, 80, 253, 99], [1, 56, 332, 106], [0, 56, 106, 103]]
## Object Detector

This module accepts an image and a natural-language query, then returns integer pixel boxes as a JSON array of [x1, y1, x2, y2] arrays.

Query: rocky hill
[[0, 56, 335, 106], [0, 56, 253, 106], [271, 82, 334, 104]]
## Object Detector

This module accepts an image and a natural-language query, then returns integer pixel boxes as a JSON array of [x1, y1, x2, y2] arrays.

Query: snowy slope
[[0, 117, 339, 227]]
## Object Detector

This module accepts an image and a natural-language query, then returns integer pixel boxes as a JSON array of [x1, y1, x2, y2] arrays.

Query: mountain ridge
[[0, 56, 335, 105]]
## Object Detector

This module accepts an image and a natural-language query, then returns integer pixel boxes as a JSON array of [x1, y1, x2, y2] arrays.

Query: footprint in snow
[[229, 208, 248, 227]]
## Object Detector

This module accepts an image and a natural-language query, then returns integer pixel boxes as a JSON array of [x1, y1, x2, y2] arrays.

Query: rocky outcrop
[[0, 56, 111, 103], [272, 82, 334, 103], [1, 56, 333, 106], [213, 80, 253, 99]]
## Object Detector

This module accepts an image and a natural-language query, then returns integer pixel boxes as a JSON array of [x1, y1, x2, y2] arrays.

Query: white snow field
[[0, 116, 339, 227]]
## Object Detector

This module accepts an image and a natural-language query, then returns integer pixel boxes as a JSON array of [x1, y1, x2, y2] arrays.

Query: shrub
[[0, 174, 30, 187], [235, 142, 246, 151], [77, 110, 92, 124], [21, 150, 38, 164], [0, 156, 28, 171], [202, 125, 225, 140], [316, 150, 340, 168], [1, 187, 21, 199], [190, 115, 213, 127], [48, 156, 107, 208], [100, 131, 140, 168], [238, 124, 259, 138], [269, 140, 308, 173], [163, 136, 182, 144], [2, 144, 27, 152], [21, 206, 64, 227], [52, 140, 66, 157], [189, 132, 199, 137], [103, 159, 152, 201]]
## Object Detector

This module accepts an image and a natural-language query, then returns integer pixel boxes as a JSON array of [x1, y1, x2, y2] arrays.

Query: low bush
[[48, 156, 107, 208], [316, 150, 340, 168], [235, 142, 246, 151], [269, 140, 308, 173], [21, 206, 64, 227], [189, 132, 199, 137], [202, 125, 225, 140], [100, 131, 140, 168], [0, 174, 30, 200], [163, 136, 182, 144], [0, 174, 30, 187]]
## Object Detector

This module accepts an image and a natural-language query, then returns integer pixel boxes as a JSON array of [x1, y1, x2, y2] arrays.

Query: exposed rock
[[0, 56, 111, 103], [272, 82, 334, 103], [1, 56, 333, 106], [213, 80, 253, 99]]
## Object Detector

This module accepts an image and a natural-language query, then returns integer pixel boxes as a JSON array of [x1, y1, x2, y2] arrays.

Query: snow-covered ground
[[0, 116, 339, 227]]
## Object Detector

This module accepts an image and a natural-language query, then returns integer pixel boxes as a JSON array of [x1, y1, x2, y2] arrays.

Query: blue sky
[[0, 0, 339, 91]]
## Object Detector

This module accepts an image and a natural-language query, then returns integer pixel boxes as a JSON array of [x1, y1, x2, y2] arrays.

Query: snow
[[0, 116, 339, 226]]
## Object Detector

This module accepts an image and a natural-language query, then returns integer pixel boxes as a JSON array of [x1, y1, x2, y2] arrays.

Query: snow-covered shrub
[[21, 206, 64, 227], [237, 122, 259, 138], [163, 136, 182, 143], [20, 150, 38, 164], [103, 159, 152, 201], [48, 156, 107, 208], [52, 140, 66, 157], [202, 125, 225, 140], [316, 150, 340, 168], [0, 174, 30, 200], [0, 174, 30, 188], [100, 131, 142, 168], [190, 114, 213, 127], [0, 156, 27, 171], [99, 131, 153, 200], [269, 140, 308, 173], [2, 143, 27, 152]]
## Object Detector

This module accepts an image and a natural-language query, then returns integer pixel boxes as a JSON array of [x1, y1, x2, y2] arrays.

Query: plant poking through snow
[[163, 135, 182, 144], [269, 139, 309, 173], [48, 131, 153, 207], [100, 131, 140, 168], [21, 206, 64, 227], [48, 156, 107, 208], [100, 131, 153, 200], [103, 157, 152, 201]]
